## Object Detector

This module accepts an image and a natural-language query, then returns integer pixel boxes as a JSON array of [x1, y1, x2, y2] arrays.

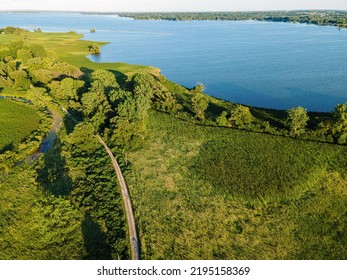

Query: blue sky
[[0, 0, 346, 12]]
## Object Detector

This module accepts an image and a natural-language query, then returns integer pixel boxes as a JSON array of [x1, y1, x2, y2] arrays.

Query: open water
[[1, 12, 347, 111]]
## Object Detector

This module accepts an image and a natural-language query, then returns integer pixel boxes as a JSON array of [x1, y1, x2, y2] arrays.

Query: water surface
[[1, 13, 346, 111]]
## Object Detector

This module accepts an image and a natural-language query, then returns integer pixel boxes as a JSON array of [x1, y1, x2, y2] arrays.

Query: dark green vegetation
[[0, 27, 346, 260], [127, 110, 347, 259], [0, 99, 40, 152], [119, 10, 347, 29]]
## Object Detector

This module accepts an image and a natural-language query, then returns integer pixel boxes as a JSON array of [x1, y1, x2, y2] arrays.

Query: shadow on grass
[[82, 212, 112, 260], [0, 142, 14, 154], [36, 138, 73, 196]]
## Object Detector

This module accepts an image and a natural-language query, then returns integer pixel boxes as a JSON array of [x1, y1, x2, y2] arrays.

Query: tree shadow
[[63, 108, 83, 135], [0, 142, 14, 153], [108, 69, 128, 88], [36, 138, 73, 196], [82, 212, 112, 260]]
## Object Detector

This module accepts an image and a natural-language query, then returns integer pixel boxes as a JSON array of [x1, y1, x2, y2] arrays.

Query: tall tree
[[332, 102, 347, 144], [229, 105, 254, 127], [191, 93, 208, 120], [286, 106, 309, 137]]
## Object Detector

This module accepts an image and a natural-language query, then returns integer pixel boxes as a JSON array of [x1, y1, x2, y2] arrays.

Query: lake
[[1, 12, 347, 111]]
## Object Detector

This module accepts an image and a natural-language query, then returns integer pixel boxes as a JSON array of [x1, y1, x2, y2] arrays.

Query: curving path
[[97, 136, 140, 260], [62, 106, 140, 260], [2, 96, 140, 259]]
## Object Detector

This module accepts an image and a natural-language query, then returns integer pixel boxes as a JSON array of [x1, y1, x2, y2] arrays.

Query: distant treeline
[[117, 10, 347, 28]]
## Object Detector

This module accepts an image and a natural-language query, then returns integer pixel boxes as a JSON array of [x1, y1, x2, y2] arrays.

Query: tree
[[9, 69, 31, 90], [191, 93, 208, 120], [90, 69, 118, 92], [50, 62, 83, 79], [152, 91, 182, 113], [191, 82, 205, 93], [49, 78, 84, 101], [29, 43, 47, 58], [17, 49, 33, 64], [229, 105, 254, 127], [216, 111, 229, 126], [332, 102, 347, 144], [110, 94, 151, 150], [88, 43, 101, 54], [286, 106, 309, 137], [31, 68, 53, 85], [8, 40, 24, 58]]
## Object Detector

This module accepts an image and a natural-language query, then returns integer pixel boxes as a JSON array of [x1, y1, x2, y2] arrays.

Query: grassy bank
[[0, 31, 159, 77]]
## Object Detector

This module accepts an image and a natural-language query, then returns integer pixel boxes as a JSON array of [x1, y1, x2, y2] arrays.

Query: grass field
[[1, 29, 346, 260], [0, 31, 159, 78], [0, 99, 40, 152], [126, 110, 347, 259]]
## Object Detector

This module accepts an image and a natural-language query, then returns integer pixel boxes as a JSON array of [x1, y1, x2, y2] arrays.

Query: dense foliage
[[0, 29, 346, 260], [119, 10, 347, 28]]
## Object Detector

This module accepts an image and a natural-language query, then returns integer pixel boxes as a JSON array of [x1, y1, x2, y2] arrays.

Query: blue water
[[1, 13, 347, 111]]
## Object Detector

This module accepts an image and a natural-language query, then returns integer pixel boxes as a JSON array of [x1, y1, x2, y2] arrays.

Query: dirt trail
[[61, 106, 140, 260], [97, 136, 140, 260]]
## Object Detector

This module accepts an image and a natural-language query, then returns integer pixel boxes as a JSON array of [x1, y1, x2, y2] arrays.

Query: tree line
[[119, 10, 347, 28], [1, 38, 347, 149]]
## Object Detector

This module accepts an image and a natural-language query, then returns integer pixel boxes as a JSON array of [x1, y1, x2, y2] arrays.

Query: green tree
[[229, 105, 254, 127], [8, 40, 24, 58], [216, 111, 229, 126], [286, 106, 309, 137], [17, 49, 33, 64], [31, 68, 53, 85], [9, 70, 31, 90], [29, 43, 47, 58], [49, 78, 84, 101], [152, 90, 182, 113], [88, 43, 101, 54], [90, 69, 118, 93], [191, 93, 208, 120], [332, 103, 347, 144], [191, 82, 205, 93], [50, 62, 83, 79], [109, 91, 151, 150]]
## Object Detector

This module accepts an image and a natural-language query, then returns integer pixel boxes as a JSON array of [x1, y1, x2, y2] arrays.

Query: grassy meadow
[[0, 31, 158, 77], [0, 99, 40, 152], [0, 28, 346, 260], [126, 110, 347, 259]]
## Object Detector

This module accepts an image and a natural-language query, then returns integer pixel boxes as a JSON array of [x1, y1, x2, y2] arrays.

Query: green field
[[0, 31, 159, 77], [1, 28, 346, 260], [126, 110, 347, 259], [0, 99, 40, 152]]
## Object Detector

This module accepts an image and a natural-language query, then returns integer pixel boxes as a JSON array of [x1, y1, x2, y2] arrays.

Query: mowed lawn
[[0, 99, 40, 152]]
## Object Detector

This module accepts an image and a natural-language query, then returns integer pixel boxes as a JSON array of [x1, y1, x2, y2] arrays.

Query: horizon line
[[0, 9, 347, 13]]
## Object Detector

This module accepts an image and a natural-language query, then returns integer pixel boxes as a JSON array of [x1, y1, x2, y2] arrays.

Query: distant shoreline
[[1, 10, 346, 29]]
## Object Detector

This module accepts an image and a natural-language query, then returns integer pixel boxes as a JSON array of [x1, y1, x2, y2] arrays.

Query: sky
[[0, 0, 346, 12]]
